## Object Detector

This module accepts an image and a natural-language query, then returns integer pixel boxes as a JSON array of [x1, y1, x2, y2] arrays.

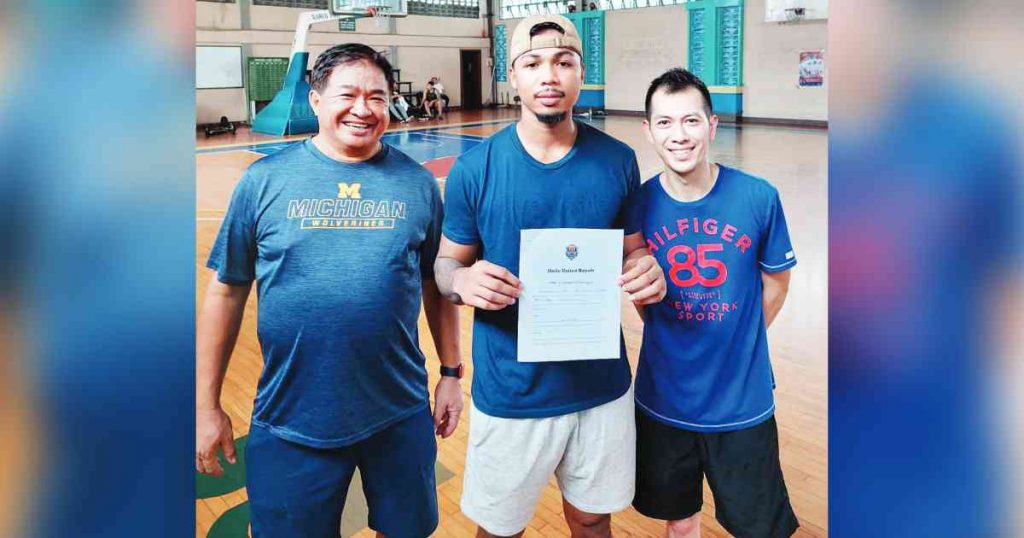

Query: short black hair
[[644, 68, 713, 119], [310, 43, 394, 93]]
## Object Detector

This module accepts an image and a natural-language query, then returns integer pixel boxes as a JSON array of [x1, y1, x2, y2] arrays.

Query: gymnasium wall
[[197, 87, 249, 126], [491, 0, 826, 123], [196, 1, 492, 124], [742, 0, 827, 121], [604, 6, 688, 113], [196, 0, 242, 29]]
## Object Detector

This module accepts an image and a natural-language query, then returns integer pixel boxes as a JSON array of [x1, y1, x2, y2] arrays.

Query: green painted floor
[[198, 435, 455, 538]]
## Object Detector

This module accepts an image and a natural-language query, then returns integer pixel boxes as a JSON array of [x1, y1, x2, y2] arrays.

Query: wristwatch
[[440, 363, 464, 379]]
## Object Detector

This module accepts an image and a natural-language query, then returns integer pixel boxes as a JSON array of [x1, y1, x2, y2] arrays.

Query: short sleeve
[[419, 178, 444, 278], [620, 155, 643, 235], [206, 172, 258, 284], [441, 159, 481, 245], [758, 190, 797, 273]]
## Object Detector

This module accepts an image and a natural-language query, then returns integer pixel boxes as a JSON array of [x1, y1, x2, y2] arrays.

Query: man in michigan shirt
[[196, 44, 462, 538]]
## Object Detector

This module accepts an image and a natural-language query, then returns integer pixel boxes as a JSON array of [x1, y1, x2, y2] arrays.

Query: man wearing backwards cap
[[435, 14, 666, 538]]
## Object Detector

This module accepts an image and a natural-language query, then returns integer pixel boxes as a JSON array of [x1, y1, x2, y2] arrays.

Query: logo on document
[[565, 244, 578, 260]]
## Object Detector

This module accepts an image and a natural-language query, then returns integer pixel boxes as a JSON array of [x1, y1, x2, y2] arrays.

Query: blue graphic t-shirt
[[635, 165, 796, 432], [207, 140, 442, 448], [443, 122, 641, 418]]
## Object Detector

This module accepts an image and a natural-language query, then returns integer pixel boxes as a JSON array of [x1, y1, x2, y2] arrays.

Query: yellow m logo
[[337, 183, 362, 199]]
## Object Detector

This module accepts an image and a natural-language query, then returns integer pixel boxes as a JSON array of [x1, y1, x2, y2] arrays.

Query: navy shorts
[[633, 410, 799, 538], [246, 406, 438, 538]]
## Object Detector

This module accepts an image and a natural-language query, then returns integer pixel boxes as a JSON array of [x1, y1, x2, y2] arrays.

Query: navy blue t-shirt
[[635, 165, 796, 432], [442, 121, 641, 418], [207, 140, 443, 448]]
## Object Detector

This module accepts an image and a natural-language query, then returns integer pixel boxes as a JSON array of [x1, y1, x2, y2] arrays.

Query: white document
[[517, 228, 623, 362]]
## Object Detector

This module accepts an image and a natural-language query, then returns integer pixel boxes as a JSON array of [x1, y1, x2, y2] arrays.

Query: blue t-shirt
[[635, 165, 796, 432], [206, 140, 443, 448], [443, 122, 641, 418]]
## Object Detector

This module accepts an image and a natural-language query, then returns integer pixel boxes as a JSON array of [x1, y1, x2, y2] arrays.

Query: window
[[499, 0, 692, 19], [253, 0, 330, 8], [408, 0, 480, 18]]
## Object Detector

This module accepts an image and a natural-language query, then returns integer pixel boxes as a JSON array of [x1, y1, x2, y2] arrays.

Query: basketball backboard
[[331, 0, 409, 18]]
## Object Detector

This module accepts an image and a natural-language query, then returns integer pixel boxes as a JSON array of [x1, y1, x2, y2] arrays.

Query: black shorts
[[632, 410, 799, 538]]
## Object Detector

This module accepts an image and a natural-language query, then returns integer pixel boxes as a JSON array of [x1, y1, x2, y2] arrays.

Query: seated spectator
[[429, 76, 450, 114], [389, 81, 411, 123], [422, 81, 444, 121]]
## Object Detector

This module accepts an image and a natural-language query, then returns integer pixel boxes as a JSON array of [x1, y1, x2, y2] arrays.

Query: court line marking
[[200, 131, 485, 157], [415, 135, 479, 145], [416, 132, 485, 142]]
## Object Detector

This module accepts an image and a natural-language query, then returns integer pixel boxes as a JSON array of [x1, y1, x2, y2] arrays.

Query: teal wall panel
[[717, 6, 741, 86], [686, 0, 743, 116], [495, 24, 508, 82], [688, 8, 707, 81], [710, 92, 742, 115], [566, 11, 605, 85], [577, 89, 605, 108], [686, 0, 743, 87]]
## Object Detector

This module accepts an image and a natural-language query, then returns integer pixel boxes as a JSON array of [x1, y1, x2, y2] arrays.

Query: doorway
[[460, 50, 482, 110]]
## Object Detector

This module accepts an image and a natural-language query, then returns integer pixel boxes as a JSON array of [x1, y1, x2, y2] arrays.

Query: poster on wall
[[799, 50, 824, 87]]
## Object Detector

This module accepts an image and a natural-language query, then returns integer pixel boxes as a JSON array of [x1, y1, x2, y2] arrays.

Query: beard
[[534, 111, 567, 125]]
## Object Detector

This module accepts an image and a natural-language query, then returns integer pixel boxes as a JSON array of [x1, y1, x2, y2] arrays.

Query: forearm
[[761, 286, 788, 329], [196, 282, 249, 410], [624, 245, 651, 319], [422, 278, 461, 367], [623, 245, 648, 267], [761, 270, 791, 329], [434, 256, 467, 303]]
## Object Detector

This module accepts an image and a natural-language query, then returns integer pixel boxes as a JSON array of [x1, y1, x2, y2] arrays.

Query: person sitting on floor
[[390, 81, 412, 123]]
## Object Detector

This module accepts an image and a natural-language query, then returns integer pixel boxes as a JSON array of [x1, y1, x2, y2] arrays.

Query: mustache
[[534, 90, 566, 98]]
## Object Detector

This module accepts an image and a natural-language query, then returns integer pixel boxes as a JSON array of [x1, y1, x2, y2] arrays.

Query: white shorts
[[460, 388, 636, 536]]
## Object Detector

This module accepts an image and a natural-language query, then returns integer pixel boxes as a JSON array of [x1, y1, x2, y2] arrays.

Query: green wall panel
[[685, 0, 743, 87], [247, 57, 289, 103]]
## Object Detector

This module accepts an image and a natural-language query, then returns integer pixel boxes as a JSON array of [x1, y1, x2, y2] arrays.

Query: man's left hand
[[619, 254, 667, 306], [432, 376, 463, 438]]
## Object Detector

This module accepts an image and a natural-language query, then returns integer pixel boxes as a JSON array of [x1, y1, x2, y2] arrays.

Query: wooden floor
[[195, 109, 828, 537]]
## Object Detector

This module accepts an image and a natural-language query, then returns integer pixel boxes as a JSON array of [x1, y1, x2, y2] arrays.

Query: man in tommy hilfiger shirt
[[196, 44, 462, 538], [631, 68, 800, 538]]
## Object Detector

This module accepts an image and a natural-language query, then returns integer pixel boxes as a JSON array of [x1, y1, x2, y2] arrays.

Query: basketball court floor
[[195, 109, 827, 537]]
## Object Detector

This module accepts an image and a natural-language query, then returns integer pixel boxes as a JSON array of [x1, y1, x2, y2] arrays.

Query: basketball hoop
[[367, 6, 391, 27], [783, 7, 805, 23], [332, 0, 405, 27]]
